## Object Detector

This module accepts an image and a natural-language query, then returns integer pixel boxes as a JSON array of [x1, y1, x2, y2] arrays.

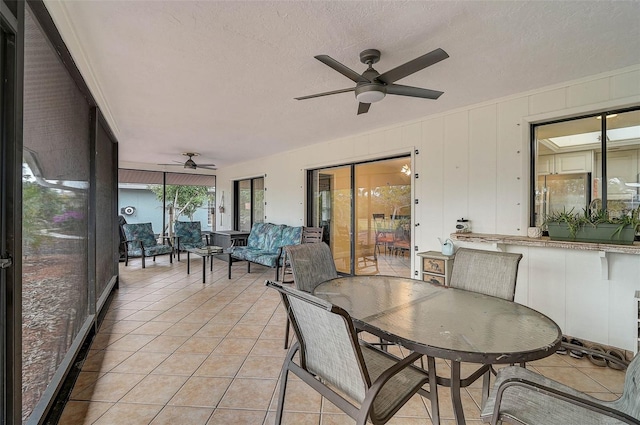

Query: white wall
[[216, 65, 640, 350]]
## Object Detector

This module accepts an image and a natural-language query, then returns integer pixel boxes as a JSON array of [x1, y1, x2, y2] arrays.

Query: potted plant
[[544, 207, 640, 245]]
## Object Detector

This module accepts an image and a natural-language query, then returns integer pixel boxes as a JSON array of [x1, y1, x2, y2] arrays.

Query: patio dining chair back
[[450, 248, 523, 301], [285, 242, 338, 292], [266, 280, 433, 425], [282, 242, 338, 348], [122, 222, 173, 268], [446, 248, 524, 408]]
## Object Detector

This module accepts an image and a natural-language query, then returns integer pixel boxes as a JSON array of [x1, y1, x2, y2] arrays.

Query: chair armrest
[[358, 349, 426, 423], [123, 238, 142, 248], [490, 377, 637, 425], [124, 239, 147, 256]]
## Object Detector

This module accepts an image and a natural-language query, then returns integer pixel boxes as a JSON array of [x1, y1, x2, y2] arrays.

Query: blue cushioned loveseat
[[228, 222, 302, 279]]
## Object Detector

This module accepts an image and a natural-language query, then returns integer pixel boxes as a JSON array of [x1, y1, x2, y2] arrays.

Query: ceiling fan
[[295, 48, 449, 115], [158, 153, 217, 170]]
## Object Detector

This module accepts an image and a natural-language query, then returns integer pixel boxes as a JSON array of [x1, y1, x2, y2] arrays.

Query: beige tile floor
[[58, 253, 625, 425]]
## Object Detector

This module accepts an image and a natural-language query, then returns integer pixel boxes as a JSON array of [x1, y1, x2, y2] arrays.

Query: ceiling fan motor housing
[[359, 49, 381, 65]]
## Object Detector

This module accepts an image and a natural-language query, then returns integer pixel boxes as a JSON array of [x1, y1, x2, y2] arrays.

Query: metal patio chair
[[449, 248, 523, 301], [173, 221, 208, 261], [442, 248, 524, 407], [480, 353, 640, 425], [122, 222, 173, 268], [281, 226, 324, 282], [266, 280, 436, 425], [283, 242, 338, 348]]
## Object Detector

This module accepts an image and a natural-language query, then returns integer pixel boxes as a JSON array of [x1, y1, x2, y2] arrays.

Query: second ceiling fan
[[295, 48, 449, 115]]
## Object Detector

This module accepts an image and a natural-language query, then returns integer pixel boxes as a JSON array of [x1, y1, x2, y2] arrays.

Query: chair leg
[[427, 356, 440, 425], [169, 251, 173, 264], [482, 369, 491, 409], [142, 255, 146, 268], [275, 345, 296, 425]]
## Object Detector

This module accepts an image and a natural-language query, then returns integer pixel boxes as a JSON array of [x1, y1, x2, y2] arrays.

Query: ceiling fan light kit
[[296, 47, 448, 114], [355, 84, 386, 103]]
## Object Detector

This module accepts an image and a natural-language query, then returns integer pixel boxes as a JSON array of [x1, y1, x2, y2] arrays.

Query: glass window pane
[[605, 110, 640, 216], [238, 180, 251, 231], [253, 177, 264, 224], [355, 158, 411, 277], [310, 166, 352, 274], [534, 117, 598, 227]]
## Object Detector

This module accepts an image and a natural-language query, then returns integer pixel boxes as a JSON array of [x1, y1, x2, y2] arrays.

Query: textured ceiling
[[44, 0, 640, 169]]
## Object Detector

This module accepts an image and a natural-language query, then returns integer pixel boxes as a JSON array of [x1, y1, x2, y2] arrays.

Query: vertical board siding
[[528, 87, 567, 115], [213, 66, 640, 349], [468, 105, 498, 234], [564, 251, 609, 344], [496, 97, 529, 234], [610, 70, 640, 99], [420, 118, 445, 249], [443, 111, 470, 233], [566, 77, 610, 108]]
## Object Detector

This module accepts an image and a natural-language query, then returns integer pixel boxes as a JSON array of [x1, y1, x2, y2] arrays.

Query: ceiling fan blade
[[295, 87, 355, 100], [197, 163, 216, 167], [315, 55, 370, 83], [357, 102, 371, 115], [198, 165, 217, 170], [386, 83, 443, 99], [377, 48, 449, 84]]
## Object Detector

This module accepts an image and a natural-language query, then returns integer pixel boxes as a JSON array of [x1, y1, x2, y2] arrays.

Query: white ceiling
[[45, 0, 640, 170]]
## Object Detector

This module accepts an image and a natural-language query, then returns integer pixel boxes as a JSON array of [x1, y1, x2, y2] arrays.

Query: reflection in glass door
[[235, 176, 264, 232], [310, 166, 352, 274], [309, 156, 412, 276]]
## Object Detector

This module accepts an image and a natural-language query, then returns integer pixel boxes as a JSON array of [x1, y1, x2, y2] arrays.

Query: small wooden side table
[[417, 251, 455, 286]]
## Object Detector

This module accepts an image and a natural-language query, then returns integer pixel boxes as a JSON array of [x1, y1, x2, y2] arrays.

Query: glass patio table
[[185, 246, 223, 283], [314, 275, 562, 425]]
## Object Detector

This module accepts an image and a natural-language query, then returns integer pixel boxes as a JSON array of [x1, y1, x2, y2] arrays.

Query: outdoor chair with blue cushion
[[173, 221, 208, 261], [266, 280, 436, 425], [228, 222, 302, 280], [480, 353, 640, 425], [122, 222, 173, 268]]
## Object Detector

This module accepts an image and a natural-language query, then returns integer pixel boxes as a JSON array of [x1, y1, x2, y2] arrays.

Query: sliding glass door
[[234, 176, 264, 232], [1, 4, 19, 422], [309, 156, 412, 276], [310, 165, 352, 273]]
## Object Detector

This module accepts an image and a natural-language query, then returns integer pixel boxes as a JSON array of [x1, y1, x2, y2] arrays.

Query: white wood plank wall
[[217, 65, 640, 350]]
